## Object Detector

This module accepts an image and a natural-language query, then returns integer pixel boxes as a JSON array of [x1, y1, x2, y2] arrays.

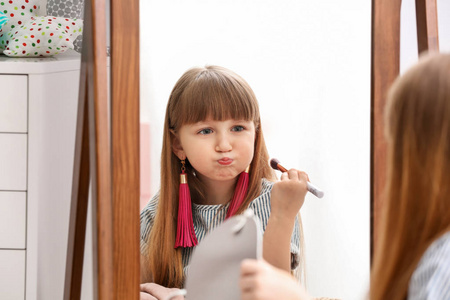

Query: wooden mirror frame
[[64, 0, 139, 298]]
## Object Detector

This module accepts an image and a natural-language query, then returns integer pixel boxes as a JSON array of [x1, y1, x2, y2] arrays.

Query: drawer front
[[0, 250, 26, 299], [0, 134, 27, 191], [0, 75, 28, 133], [0, 192, 26, 249]]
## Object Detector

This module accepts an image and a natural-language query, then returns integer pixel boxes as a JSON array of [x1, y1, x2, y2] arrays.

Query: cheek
[[240, 136, 255, 160], [182, 142, 208, 167], [247, 144, 255, 160], [179, 135, 201, 155], [186, 153, 211, 174], [184, 149, 200, 164]]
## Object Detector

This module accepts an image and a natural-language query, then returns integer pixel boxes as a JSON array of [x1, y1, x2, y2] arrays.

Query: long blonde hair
[[145, 66, 276, 287], [371, 53, 450, 299]]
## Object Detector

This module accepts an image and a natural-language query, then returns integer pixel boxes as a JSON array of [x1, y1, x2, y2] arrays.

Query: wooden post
[[110, 0, 141, 297], [88, 0, 113, 295], [370, 0, 402, 258], [415, 0, 439, 53], [64, 71, 90, 300], [64, 0, 113, 297]]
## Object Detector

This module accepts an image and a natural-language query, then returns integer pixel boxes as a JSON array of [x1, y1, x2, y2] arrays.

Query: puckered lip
[[218, 157, 233, 165]]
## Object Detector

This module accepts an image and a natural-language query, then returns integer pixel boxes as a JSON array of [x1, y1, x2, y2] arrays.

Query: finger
[[280, 171, 288, 180], [298, 171, 309, 182], [240, 291, 253, 300], [288, 168, 299, 180], [240, 259, 260, 275], [140, 283, 165, 297], [239, 276, 256, 292], [140, 292, 158, 300], [240, 290, 256, 300], [140, 283, 154, 293], [168, 290, 186, 300], [153, 286, 183, 300]]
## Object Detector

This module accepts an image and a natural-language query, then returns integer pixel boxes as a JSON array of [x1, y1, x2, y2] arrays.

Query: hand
[[140, 283, 185, 300], [140, 291, 157, 300], [240, 259, 311, 300], [270, 169, 308, 220]]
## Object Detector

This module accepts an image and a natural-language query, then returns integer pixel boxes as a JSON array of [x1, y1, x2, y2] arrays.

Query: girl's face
[[173, 118, 255, 185]]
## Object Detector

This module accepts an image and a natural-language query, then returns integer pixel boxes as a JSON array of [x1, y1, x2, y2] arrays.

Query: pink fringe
[[226, 171, 249, 219], [175, 173, 198, 248]]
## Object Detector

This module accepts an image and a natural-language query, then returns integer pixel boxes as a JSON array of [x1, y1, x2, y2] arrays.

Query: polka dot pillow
[[0, 0, 44, 50], [3, 16, 83, 57]]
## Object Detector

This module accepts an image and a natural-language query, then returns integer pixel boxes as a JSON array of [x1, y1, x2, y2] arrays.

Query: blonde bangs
[[169, 66, 260, 130]]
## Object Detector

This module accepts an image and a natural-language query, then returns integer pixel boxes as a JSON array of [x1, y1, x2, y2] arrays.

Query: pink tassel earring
[[175, 159, 198, 248], [226, 165, 250, 219]]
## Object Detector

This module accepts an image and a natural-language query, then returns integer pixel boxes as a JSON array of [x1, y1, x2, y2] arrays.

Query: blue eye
[[231, 125, 245, 132], [198, 128, 213, 135]]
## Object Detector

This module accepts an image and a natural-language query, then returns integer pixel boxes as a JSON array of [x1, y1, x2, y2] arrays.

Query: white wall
[[401, 0, 450, 73], [140, 1, 370, 299]]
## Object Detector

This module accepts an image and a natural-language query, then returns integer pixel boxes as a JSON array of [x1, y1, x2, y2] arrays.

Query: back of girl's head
[[384, 53, 450, 217], [385, 53, 450, 172], [371, 53, 450, 300]]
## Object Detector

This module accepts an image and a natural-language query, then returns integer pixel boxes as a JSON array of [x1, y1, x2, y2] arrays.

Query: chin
[[216, 172, 241, 181]]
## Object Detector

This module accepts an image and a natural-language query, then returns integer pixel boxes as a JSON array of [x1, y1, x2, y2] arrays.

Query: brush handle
[[275, 163, 324, 198], [306, 181, 324, 198]]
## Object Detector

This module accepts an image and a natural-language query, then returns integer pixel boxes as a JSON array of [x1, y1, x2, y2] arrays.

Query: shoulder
[[248, 178, 274, 231], [408, 231, 450, 300], [255, 178, 275, 202], [248, 178, 274, 210], [140, 192, 160, 223], [261, 177, 275, 193]]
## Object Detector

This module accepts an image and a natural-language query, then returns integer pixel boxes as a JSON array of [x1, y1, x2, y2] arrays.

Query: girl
[[240, 53, 450, 300], [140, 66, 308, 298]]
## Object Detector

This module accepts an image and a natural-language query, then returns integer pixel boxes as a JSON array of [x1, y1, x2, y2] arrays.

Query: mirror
[[11, 0, 448, 299], [139, 1, 450, 299], [139, 1, 371, 299]]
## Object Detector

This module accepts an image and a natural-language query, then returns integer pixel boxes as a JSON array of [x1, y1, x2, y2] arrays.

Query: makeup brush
[[270, 158, 324, 198]]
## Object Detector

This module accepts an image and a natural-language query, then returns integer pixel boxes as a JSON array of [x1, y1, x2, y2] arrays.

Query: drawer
[[0, 75, 28, 133], [0, 250, 26, 299], [0, 134, 27, 191], [0, 192, 26, 249]]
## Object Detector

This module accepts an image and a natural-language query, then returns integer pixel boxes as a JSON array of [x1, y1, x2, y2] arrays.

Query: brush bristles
[[270, 158, 280, 170]]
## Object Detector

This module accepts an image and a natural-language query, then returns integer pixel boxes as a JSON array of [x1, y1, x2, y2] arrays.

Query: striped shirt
[[408, 231, 450, 299], [140, 178, 301, 274]]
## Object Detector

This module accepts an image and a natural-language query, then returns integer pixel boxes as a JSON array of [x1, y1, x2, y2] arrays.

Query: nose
[[215, 132, 232, 152]]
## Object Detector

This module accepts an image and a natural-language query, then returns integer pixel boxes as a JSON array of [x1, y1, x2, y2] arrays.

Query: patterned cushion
[[3, 16, 82, 57], [47, 0, 83, 52], [0, 11, 8, 28], [0, 0, 44, 50]]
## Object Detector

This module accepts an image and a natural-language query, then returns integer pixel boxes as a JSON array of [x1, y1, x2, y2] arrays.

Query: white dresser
[[0, 51, 80, 299]]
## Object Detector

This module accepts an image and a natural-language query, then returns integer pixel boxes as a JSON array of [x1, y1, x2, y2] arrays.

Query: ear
[[170, 129, 186, 160]]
